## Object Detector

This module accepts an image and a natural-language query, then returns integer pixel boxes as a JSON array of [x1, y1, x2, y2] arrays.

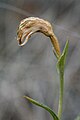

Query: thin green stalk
[[17, 17, 69, 120], [57, 40, 69, 120], [58, 71, 64, 119]]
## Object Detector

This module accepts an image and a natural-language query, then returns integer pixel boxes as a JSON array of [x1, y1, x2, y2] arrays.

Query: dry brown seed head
[[17, 17, 61, 57]]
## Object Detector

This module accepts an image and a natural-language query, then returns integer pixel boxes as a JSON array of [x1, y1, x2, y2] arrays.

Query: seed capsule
[[17, 17, 61, 57]]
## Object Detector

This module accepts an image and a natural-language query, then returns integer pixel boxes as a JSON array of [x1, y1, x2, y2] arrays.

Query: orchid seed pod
[[17, 17, 61, 57]]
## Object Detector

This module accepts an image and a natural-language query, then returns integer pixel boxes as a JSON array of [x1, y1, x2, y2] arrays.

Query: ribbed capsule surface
[[17, 17, 61, 57]]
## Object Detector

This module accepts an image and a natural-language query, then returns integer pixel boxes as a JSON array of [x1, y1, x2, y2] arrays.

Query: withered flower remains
[[17, 17, 61, 57]]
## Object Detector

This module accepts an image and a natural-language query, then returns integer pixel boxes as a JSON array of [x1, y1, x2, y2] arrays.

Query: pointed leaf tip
[[57, 40, 69, 74], [24, 96, 59, 120]]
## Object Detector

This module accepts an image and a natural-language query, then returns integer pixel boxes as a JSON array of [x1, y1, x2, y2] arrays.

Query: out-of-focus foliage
[[75, 115, 80, 120], [0, 0, 80, 120]]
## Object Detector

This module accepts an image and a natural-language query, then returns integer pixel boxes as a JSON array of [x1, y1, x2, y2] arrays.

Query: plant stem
[[58, 70, 64, 120]]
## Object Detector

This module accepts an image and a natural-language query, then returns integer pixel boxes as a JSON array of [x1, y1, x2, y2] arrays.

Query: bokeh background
[[0, 0, 80, 120]]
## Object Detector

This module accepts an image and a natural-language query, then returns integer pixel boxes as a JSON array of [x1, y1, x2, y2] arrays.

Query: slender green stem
[[58, 71, 64, 120]]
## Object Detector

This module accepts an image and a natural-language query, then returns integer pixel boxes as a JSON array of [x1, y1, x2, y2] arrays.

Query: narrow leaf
[[57, 40, 69, 74], [24, 96, 59, 120]]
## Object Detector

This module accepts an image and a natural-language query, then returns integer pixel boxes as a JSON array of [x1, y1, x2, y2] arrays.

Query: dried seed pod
[[17, 17, 61, 57]]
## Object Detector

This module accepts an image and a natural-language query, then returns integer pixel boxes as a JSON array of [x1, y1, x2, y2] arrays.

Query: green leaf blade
[[24, 96, 59, 120], [57, 40, 69, 74]]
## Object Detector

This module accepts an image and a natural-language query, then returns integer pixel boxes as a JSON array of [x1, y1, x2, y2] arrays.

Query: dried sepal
[[17, 17, 61, 57]]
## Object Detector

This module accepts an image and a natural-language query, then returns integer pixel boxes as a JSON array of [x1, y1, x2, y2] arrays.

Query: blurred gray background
[[0, 0, 80, 120]]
